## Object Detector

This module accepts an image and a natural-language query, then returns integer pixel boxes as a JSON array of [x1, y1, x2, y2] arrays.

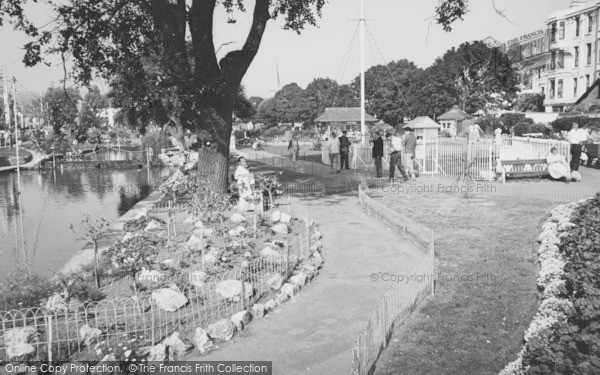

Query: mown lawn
[[370, 187, 559, 375]]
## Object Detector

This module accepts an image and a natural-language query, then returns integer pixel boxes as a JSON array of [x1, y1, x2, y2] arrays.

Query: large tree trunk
[[195, 95, 234, 193]]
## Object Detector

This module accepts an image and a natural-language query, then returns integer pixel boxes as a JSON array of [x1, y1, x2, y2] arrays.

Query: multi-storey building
[[505, 0, 600, 113]]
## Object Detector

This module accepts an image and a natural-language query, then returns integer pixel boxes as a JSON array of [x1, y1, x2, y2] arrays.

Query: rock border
[[498, 201, 584, 375], [142, 223, 324, 361]]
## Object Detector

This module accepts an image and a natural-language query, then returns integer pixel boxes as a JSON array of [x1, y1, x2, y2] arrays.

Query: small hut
[[438, 107, 473, 136], [314, 107, 377, 135], [403, 116, 441, 174]]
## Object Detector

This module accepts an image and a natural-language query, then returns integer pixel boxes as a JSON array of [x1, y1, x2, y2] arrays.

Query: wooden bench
[[496, 159, 550, 183]]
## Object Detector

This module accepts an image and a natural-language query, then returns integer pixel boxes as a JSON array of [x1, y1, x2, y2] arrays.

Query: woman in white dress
[[234, 157, 259, 211], [546, 147, 570, 182], [494, 127, 503, 146], [468, 123, 483, 143]]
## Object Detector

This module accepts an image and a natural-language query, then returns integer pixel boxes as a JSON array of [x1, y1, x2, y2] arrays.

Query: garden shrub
[[475, 115, 502, 134], [551, 116, 600, 133], [520, 193, 600, 374], [123, 216, 165, 233], [440, 130, 453, 138], [0, 271, 57, 311]]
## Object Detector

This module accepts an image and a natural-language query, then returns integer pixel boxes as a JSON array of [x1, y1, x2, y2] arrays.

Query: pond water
[[83, 149, 146, 161], [0, 166, 172, 278]]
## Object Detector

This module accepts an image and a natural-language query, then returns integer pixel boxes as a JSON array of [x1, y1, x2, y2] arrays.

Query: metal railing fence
[[351, 183, 435, 375]]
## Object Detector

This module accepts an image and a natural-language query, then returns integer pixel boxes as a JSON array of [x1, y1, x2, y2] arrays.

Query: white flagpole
[[360, 0, 366, 144]]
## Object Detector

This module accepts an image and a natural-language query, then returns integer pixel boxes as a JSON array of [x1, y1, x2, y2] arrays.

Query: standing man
[[339, 130, 351, 170], [372, 131, 384, 178], [327, 132, 340, 174], [386, 131, 407, 182], [402, 127, 417, 180], [568, 123, 590, 172]]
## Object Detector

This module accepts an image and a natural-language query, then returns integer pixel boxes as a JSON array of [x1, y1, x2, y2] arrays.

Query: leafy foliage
[[522, 194, 600, 374], [123, 216, 165, 233], [551, 116, 600, 133]]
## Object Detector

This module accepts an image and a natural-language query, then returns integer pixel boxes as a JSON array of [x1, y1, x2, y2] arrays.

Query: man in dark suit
[[372, 132, 384, 178], [339, 130, 351, 170]]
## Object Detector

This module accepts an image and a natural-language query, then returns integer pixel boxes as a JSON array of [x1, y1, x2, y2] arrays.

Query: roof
[[314, 107, 377, 123], [403, 116, 441, 129], [575, 78, 600, 105], [437, 107, 474, 121]]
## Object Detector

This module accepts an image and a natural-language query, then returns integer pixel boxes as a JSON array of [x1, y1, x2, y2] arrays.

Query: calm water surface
[[0, 163, 172, 277]]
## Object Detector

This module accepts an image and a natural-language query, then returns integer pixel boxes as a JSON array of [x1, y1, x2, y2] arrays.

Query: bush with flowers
[[500, 194, 600, 374]]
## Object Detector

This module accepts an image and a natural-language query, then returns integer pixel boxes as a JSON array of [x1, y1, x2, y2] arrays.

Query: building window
[[551, 22, 557, 42], [576, 16, 581, 37], [587, 43, 592, 65], [587, 74, 591, 88], [541, 86, 546, 97], [574, 78, 578, 97], [552, 106, 564, 113], [557, 80, 563, 99], [558, 50, 564, 68], [550, 51, 556, 70], [575, 46, 579, 67], [589, 13, 594, 34], [559, 21, 565, 39], [550, 79, 556, 98]]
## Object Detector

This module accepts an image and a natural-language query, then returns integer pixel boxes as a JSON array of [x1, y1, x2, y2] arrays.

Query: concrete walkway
[[201, 193, 424, 374]]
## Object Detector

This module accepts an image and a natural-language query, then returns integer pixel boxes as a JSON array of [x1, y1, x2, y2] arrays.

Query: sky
[[0, 0, 573, 101]]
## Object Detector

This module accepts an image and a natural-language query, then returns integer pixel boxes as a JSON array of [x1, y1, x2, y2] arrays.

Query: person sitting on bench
[[546, 147, 570, 183]]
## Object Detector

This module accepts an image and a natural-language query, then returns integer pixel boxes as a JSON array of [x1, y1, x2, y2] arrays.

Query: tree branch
[[220, 0, 270, 90], [189, 0, 220, 84]]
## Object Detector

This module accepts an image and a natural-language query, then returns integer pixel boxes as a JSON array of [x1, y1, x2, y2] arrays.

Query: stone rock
[[194, 221, 204, 229], [99, 354, 116, 362], [207, 319, 236, 342], [161, 259, 176, 269], [272, 211, 282, 223], [230, 213, 247, 224], [279, 212, 292, 224], [147, 343, 167, 362], [183, 216, 195, 224], [272, 223, 289, 235], [252, 304, 265, 318], [194, 328, 214, 355], [231, 310, 252, 331], [204, 249, 220, 265], [187, 235, 204, 250], [45, 293, 68, 313], [267, 274, 285, 291], [188, 271, 209, 288], [228, 226, 246, 237], [144, 220, 163, 232], [79, 324, 102, 347], [275, 293, 289, 305], [280, 283, 298, 298], [261, 247, 282, 261], [312, 229, 322, 240], [4, 327, 37, 360], [152, 285, 189, 312], [310, 240, 322, 252], [264, 299, 277, 311], [244, 251, 253, 258], [290, 273, 309, 287], [215, 280, 253, 301], [138, 268, 165, 284], [163, 332, 192, 360]]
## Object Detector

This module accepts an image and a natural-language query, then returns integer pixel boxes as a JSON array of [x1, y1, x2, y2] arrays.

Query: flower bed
[[500, 193, 600, 374]]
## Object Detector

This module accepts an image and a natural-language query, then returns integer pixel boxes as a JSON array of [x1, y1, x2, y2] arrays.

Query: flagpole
[[359, 0, 366, 144]]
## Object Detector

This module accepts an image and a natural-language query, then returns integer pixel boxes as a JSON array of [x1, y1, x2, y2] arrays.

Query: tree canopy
[[1, 0, 471, 191]]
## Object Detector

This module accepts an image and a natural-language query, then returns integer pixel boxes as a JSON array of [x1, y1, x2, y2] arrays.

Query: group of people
[[547, 123, 593, 182], [322, 130, 352, 173], [371, 127, 418, 182]]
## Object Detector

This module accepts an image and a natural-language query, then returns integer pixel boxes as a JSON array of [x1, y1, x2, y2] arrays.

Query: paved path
[[201, 193, 424, 374], [0, 149, 45, 173]]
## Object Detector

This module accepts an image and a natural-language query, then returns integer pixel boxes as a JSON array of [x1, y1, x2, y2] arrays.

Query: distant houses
[[437, 107, 474, 137]]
